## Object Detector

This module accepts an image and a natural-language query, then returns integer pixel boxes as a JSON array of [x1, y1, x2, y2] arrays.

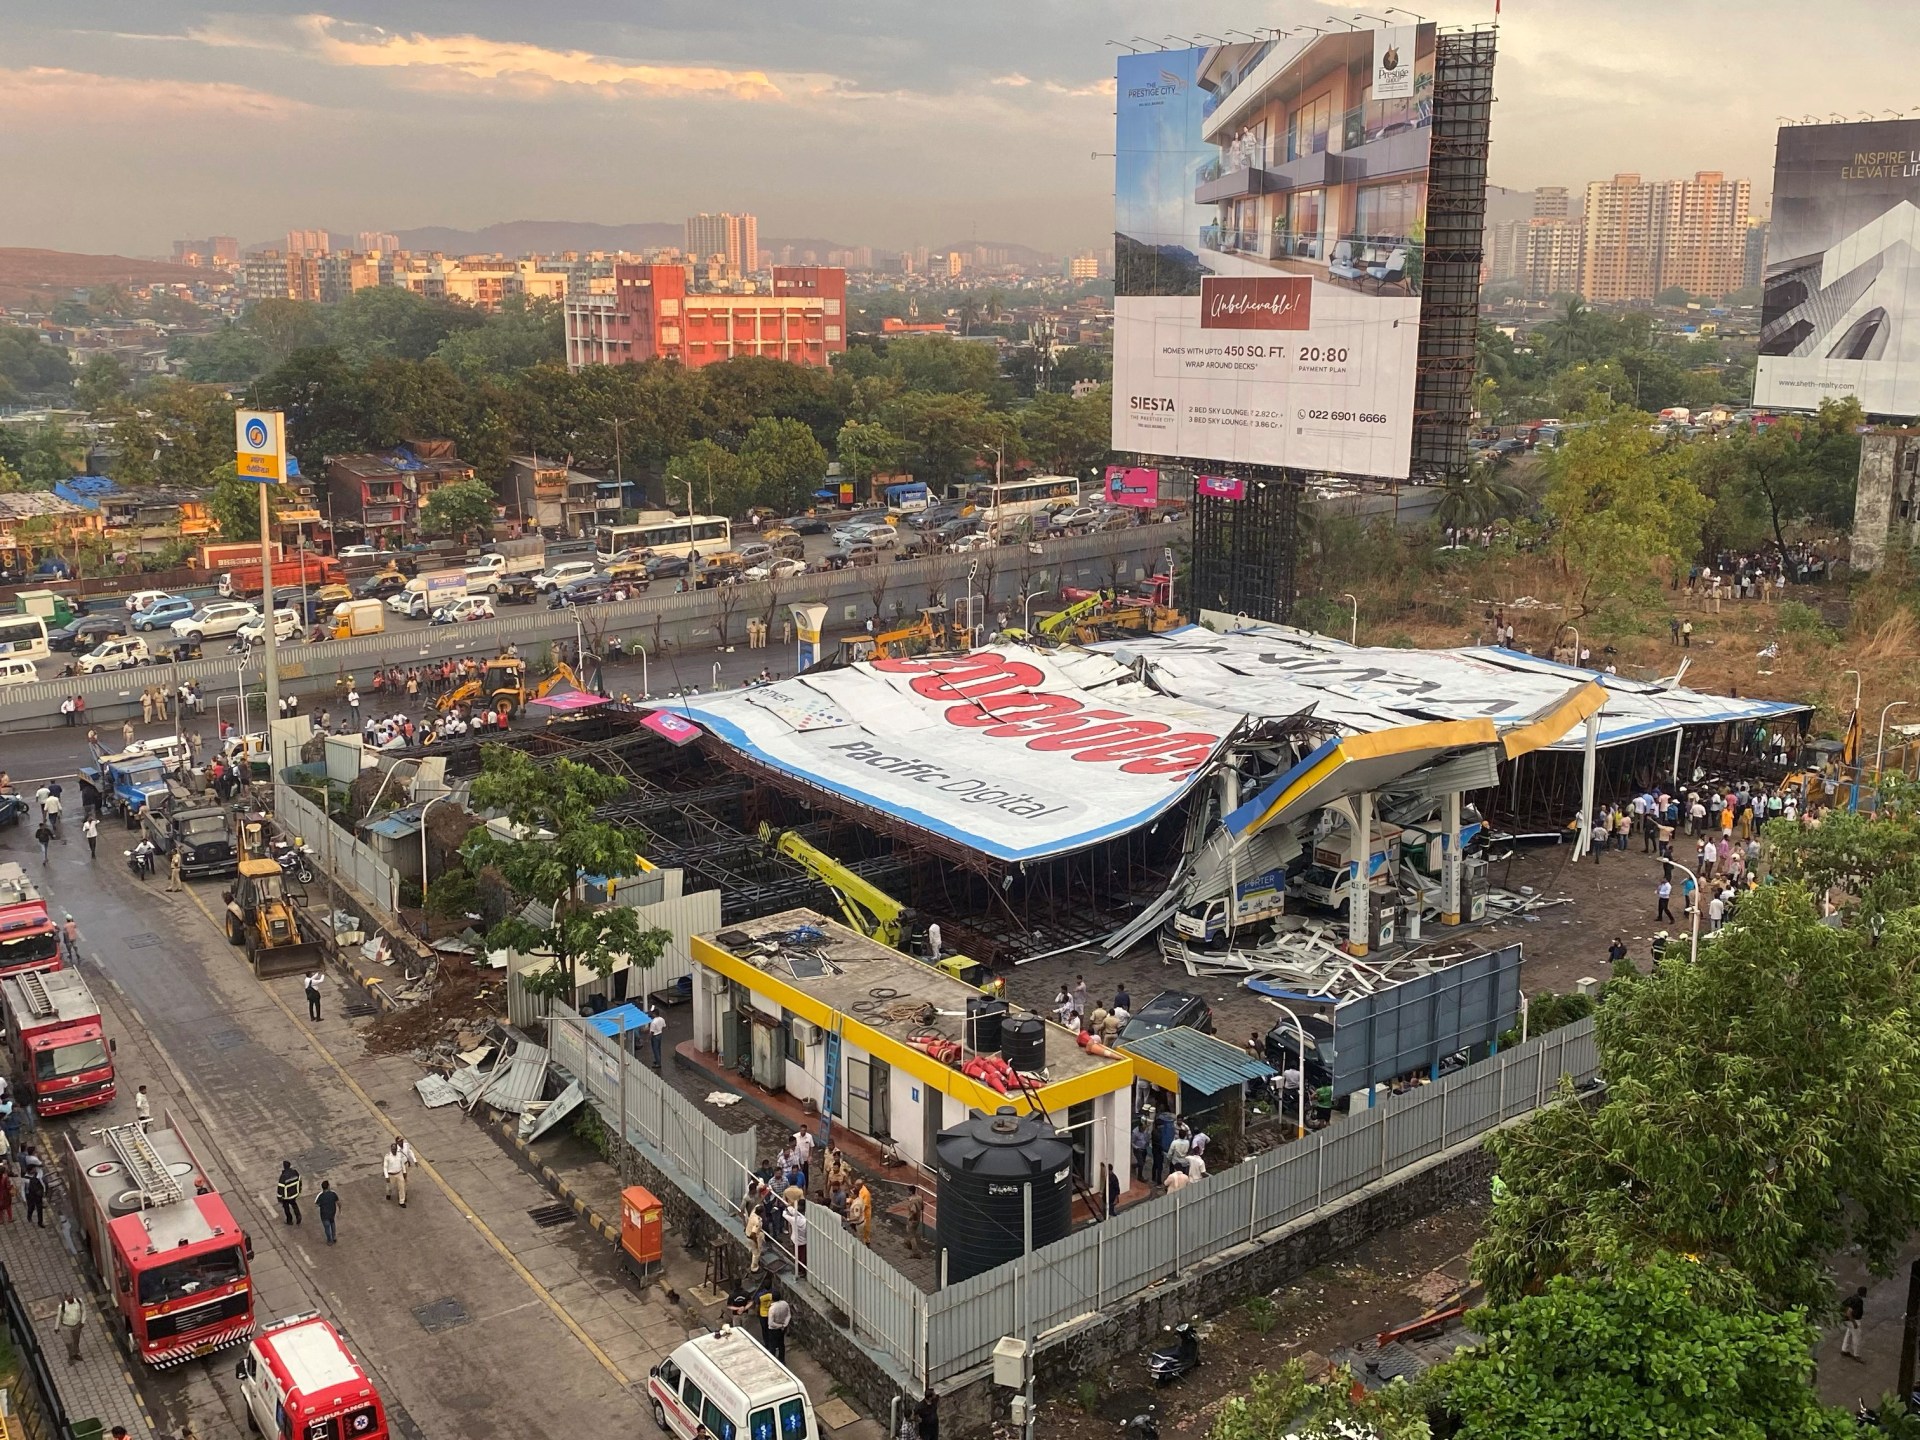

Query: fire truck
[[236, 1313, 388, 1440], [65, 1115, 255, 1367], [0, 863, 60, 977], [0, 968, 113, 1116]]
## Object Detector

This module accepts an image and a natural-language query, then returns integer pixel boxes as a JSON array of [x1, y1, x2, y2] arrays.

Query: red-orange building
[[564, 264, 847, 371]]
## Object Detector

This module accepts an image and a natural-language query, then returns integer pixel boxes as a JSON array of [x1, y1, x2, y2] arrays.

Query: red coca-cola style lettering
[[871, 654, 1221, 777]]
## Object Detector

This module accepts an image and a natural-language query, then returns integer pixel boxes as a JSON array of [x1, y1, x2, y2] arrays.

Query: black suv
[[1119, 991, 1216, 1044]]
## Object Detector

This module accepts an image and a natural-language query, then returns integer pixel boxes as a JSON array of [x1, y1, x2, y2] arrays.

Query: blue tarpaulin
[[587, 1003, 653, 1039]]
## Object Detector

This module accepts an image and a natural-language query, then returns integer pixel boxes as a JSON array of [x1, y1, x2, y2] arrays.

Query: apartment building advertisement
[[1112, 25, 1436, 479], [1757, 119, 1920, 415]]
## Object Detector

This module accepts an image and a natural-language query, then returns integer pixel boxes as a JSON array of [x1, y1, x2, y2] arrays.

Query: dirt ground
[[1033, 1201, 1487, 1437]]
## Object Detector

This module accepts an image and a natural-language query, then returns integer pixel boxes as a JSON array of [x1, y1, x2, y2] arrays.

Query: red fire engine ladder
[[105, 1123, 185, 1208], [15, 969, 54, 1021]]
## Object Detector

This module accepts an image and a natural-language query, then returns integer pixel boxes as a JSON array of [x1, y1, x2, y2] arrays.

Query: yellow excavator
[[835, 606, 952, 665], [1037, 590, 1181, 644], [757, 822, 987, 988], [437, 658, 582, 718]]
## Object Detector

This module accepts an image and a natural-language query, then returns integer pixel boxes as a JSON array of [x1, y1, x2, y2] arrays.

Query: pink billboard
[[1195, 474, 1247, 501], [1104, 465, 1160, 508]]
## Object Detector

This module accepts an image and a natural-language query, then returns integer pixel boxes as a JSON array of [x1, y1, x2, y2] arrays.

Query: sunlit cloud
[[0, 65, 308, 121]]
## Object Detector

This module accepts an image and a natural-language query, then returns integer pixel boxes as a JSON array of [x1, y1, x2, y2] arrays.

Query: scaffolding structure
[[1410, 25, 1499, 485], [1188, 473, 1304, 624]]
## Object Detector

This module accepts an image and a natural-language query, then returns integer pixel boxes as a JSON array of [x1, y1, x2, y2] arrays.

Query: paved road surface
[[11, 815, 678, 1437]]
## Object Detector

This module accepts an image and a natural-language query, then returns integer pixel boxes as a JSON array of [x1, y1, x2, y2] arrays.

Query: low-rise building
[[97, 484, 215, 553], [564, 264, 846, 372], [325, 440, 475, 547], [0, 492, 99, 565]]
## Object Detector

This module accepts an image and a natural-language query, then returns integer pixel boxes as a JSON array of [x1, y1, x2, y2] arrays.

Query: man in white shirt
[[648, 1012, 667, 1071]]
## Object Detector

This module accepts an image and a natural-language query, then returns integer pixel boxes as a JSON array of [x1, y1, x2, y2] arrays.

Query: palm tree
[[1538, 296, 1595, 368], [1436, 474, 1529, 532]]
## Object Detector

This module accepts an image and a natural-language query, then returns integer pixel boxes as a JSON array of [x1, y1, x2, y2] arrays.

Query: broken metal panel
[[414, 1073, 464, 1109], [472, 1041, 550, 1114], [522, 1079, 585, 1142]]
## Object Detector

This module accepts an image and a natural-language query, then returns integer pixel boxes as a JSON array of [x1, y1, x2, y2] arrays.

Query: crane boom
[[758, 823, 909, 948]]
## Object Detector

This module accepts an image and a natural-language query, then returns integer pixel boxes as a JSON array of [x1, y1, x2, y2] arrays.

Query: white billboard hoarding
[[668, 649, 1240, 862], [1756, 119, 1920, 415], [1112, 26, 1437, 479]]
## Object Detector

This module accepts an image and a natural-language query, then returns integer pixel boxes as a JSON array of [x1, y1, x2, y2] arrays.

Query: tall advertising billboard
[[1757, 119, 1920, 415], [1112, 25, 1437, 480]]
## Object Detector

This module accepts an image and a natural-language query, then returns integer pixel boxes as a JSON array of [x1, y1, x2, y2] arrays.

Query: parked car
[[910, 502, 969, 531], [75, 635, 154, 674], [236, 608, 302, 645], [533, 560, 599, 592], [743, 557, 808, 582], [170, 601, 260, 643], [732, 542, 776, 570], [1263, 1013, 1338, 1091], [123, 588, 173, 615], [1049, 504, 1103, 531], [947, 532, 996, 553], [494, 573, 541, 605], [431, 595, 497, 625], [353, 572, 408, 600], [1119, 991, 1216, 1044], [935, 516, 983, 542], [550, 575, 613, 608], [130, 595, 195, 632], [645, 553, 693, 581], [780, 513, 835, 535], [48, 615, 127, 652]]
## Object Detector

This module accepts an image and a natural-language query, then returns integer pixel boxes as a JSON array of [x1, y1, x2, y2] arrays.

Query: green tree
[[419, 479, 498, 543], [1536, 297, 1602, 367], [738, 417, 829, 515], [460, 748, 669, 999], [244, 299, 329, 363], [171, 324, 273, 383], [1210, 1360, 1429, 1440], [834, 419, 907, 487], [15, 420, 84, 490], [74, 353, 131, 412], [432, 296, 565, 380], [1690, 396, 1862, 560], [0, 455, 22, 494], [1432, 1255, 1854, 1440], [321, 286, 484, 364], [665, 439, 748, 518], [0, 326, 73, 401], [1476, 882, 1920, 1315], [1541, 404, 1706, 619], [1435, 473, 1529, 532], [701, 356, 847, 449], [1015, 388, 1110, 475], [206, 472, 277, 542], [884, 390, 992, 484], [1763, 776, 1920, 916]]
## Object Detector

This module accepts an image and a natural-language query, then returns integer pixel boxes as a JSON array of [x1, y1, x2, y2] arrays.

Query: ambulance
[[235, 1313, 388, 1439]]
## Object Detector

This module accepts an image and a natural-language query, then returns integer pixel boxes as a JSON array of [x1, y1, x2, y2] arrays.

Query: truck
[[15, 588, 78, 628], [200, 540, 281, 571], [218, 553, 342, 600], [330, 598, 387, 638], [142, 783, 237, 879], [464, 546, 546, 594], [0, 862, 61, 977], [64, 1116, 255, 1367], [0, 967, 114, 1116], [84, 751, 174, 827], [235, 1314, 390, 1440], [1171, 866, 1289, 944]]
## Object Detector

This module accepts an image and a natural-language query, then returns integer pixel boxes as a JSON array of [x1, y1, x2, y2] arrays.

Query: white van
[[0, 657, 37, 687], [647, 1326, 817, 1440]]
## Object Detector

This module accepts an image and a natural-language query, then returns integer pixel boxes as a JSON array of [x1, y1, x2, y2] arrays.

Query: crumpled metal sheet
[[474, 1042, 549, 1114], [414, 1073, 463, 1108], [522, 1079, 585, 1142], [447, 1064, 491, 1100]]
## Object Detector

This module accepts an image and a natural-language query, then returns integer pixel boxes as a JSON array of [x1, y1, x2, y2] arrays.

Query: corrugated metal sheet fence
[[794, 1198, 927, 1385], [547, 1001, 756, 1210], [274, 780, 399, 915], [922, 1016, 1600, 1382]]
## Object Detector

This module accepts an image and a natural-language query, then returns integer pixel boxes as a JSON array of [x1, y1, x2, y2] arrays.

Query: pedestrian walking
[[1105, 1163, 1122, 1219], [140, 688, 154, 725], [33, 820, 50, 866], [1656, 879, 1675, 923], [1842, 1285, 1866, 1359], [60, 696, 73, 727], [316, 1180, 340, 1244], [648, 1010, 666, 1071], [0, 1170, 13, 1223], [904, 1189, 925, 1256], [383, 1137, 410, 1206], [766, 1289, 791, 1361], [276, 1160, 303, 1225], [744, 1204, 764, 1271], [60, 916, 77, 963], [24, 1170, 45, 1227], [857, 1180, 873, 1246], [134, 1085, 151, 1130], [788, 1199, 809, 1280], [166, 847, 183, 892], [303, 970, 324, 1021], [81, 815, 98, 860], [57, 1292, 83, 1363], [121, 719, 135, 748]]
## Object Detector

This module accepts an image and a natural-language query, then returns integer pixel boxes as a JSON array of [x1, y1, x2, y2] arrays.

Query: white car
[[122, 732, 193, 771], [743, 557, 808, 582], [75, 635, 153, 673], [948, 531, 996, 553], [860, 523, 899, 550], [236, 608, 301, 646], [533, 560, 598, 592], [431, 595, 496, 625], [337, 544, 378, 560], [170, 601, 260, 643]]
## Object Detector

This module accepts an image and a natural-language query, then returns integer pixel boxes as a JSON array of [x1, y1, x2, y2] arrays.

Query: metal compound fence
[[275, 780, 399, 915], [0, 1264, 78, 1440], [922, 1016, 1600, 1382]]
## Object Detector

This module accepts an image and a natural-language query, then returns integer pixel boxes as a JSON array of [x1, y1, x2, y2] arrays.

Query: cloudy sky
[[1, 1, 1909, 257]]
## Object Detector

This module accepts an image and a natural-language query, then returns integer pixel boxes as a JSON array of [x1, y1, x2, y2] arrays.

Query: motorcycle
[[1146, 1322, 1199, 1385], [124, 844, 156, 881], [268, 836, 316, 885]]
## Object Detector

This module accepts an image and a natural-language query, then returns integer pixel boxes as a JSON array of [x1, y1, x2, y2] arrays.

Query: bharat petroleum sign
[[1198, 276, 1313, 331]]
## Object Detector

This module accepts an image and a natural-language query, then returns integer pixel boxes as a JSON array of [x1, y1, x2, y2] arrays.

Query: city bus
[[595, 515, 733, 562], [0, 613, 49, 663], [974, 474, 1081, 529]]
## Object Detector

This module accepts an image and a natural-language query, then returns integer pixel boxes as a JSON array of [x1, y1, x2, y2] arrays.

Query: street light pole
[[1022, 588, 1047, 632], [635, 639, 649, 699], [1339, 592, 1358, 645], [1666, 860, 1704, 964], [419, 791, 449, 935], [1266, 1000, 1309, 1140]]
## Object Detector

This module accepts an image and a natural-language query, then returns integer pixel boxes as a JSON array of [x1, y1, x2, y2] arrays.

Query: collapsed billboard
[[1112, 25, 1437, 480], [1757, 119, 1920, 414], [668, 649, 1241, 862]]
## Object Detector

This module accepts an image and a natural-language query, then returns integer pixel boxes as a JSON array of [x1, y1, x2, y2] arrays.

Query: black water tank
[[934, 1106, 1074, 1285], [1000, 1015, 1046, 1072], [965, 998, 1007, 1053]]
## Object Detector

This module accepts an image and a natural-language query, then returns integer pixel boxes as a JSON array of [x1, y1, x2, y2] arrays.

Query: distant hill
[[0, 248, 210, 305]]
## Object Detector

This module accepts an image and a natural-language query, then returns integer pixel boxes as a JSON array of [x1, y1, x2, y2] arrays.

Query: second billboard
[[1112, 27, 1436, 480]]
